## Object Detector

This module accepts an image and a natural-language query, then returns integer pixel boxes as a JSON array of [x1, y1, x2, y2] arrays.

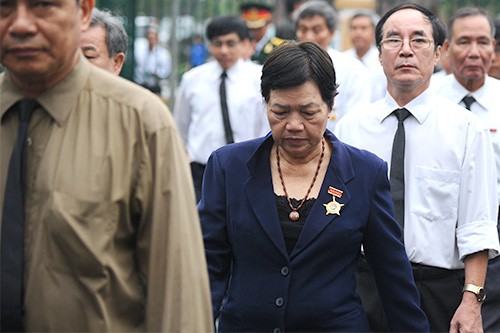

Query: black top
[[275, 195, 316, 255]]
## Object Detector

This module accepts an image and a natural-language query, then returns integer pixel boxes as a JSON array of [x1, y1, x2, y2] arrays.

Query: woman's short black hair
[[261, 41, 338, 111]]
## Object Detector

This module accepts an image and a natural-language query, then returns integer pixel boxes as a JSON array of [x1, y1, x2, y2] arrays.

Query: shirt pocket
[[411, 166, 460, 223], [40, 191, 119, 277]]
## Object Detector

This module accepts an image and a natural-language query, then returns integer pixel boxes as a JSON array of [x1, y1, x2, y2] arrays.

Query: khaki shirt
[[0, 58, 213, 332]]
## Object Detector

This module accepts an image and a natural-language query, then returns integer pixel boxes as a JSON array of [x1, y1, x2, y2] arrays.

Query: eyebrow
[[271, 102, 320, 109], [81, 45, 98, 53], [385, 30, 428, 37], [212, 37, 239, 43]]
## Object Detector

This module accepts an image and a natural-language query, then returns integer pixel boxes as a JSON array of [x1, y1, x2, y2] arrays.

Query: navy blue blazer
[[199, 131, 429, 332]]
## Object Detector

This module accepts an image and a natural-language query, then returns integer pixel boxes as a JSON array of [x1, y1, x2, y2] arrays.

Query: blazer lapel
[[290, 133, 355, 259], [244, 137, 289, 259]]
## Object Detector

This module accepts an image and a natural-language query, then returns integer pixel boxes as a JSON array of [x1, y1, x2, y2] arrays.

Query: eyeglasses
[[380, 37, 434, 51], [211, 40, 240, 48]]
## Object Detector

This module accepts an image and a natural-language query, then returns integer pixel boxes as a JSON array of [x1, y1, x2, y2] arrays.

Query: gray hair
[[90, 8, 128, 57], [293, 0, 338, 32], [350, 10, 380, 29], [447, 7, 495, 40]]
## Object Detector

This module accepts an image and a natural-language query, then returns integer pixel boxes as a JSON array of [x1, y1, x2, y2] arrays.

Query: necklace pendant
[[289, 210, 300, 222]]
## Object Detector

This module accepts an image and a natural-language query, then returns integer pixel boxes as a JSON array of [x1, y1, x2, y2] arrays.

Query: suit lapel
[[290, 134, 355, 259], [244, 137, 289, 259]]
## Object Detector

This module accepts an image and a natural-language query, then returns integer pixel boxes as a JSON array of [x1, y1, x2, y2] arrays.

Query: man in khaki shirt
[[0, 0, 213, 331]]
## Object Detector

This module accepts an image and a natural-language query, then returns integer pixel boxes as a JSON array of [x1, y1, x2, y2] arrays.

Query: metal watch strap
[[462, 284, 486, 302]]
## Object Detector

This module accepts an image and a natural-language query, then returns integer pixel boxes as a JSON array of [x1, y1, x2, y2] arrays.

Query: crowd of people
[[1, 0, 499, 331]]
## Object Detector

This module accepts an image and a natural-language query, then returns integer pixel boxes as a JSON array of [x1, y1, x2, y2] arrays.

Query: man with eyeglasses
[[433, 7, 500, 332], [173, 15, 268, 201], [335, 4, 499, 332]]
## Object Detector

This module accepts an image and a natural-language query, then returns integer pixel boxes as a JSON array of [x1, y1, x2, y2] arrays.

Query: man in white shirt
[[174, 15, 268, 201], [293, 1, 371, 130], [343, 11, 386, 101], [433, 7, 500, 332], [489, 19, 500, 79], [134, 23, 171, 94], [335, 4, 499, 332]]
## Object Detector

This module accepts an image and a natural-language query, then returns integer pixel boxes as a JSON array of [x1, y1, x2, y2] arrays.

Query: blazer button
[[280, 266, 289, 276], [275, 297, 284, 307], [273, 328, 281, 333]]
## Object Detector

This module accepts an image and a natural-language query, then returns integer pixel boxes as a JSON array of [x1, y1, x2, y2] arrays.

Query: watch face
[[478, 288, 486, 302]]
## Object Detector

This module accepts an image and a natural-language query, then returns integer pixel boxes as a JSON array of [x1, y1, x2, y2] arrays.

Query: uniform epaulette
[[271, 37, 285, 46]]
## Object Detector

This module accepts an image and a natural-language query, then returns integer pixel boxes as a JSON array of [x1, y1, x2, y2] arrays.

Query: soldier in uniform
[[240, 0, 284, 64]]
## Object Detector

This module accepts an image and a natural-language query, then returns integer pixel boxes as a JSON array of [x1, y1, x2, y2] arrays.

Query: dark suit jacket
[[199, 131, 429, 332]]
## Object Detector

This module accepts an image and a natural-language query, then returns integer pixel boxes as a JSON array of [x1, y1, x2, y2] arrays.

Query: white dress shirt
[[173, 59, 268, 164], [134, 44, 172, 86], [344, 45, 386, 101], [433, 74, 500, 205], [335, 89, 499, 269], [327, 48, 372, 130]]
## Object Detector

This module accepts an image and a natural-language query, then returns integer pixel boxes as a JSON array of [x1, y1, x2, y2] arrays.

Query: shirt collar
[[216, 58, 244, 82], [466, 76, 491, 110], [1, 55, 90, 127], [449, 74, 492, 110], [378, 88, 433, 125]]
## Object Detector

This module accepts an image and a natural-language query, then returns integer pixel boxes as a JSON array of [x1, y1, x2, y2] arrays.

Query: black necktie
[[461, 95, 476, 111], [1, 99, 37, 332], [219, 71, 234, 144], [390, 108, 411, 238]]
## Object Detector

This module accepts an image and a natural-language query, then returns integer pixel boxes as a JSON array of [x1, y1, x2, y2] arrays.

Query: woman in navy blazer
[[199, 41, 429, 332]]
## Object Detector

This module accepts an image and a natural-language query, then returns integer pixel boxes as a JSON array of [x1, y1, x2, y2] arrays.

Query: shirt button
[[275, 297, 284, 307], [26, 137, 32, 146], [280, 266, 289, 276], [273, 328, 281, 333]]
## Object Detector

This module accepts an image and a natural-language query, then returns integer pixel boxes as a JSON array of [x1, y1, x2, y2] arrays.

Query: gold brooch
[[324, 186, 344, 216]]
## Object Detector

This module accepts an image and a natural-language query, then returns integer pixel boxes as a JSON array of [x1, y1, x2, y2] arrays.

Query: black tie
[[461, 95, 476, 111], [219, 71, 234, 144], [1, 99, 37, 332], [390, 108, 411, 238]]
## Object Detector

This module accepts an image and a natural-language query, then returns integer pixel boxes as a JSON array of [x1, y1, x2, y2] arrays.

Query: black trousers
[[358, 211, 500, 332], [482, 214, 500, 333], [356, 256, 464, 332], [190, 162, 205, 203], [356, 257, 388, 332]]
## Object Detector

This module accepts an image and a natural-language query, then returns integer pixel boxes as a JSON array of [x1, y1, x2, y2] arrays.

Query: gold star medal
[[324, 186, 344, 216]]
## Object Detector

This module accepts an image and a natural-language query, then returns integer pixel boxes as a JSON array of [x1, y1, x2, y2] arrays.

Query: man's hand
[[449, 292, 483, 333]]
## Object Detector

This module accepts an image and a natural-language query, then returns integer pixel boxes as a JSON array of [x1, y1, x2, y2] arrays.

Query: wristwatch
[[462, 284, 486, 302]]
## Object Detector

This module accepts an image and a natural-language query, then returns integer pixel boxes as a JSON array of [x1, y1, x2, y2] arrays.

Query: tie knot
[[221, 71, 227, 79], [461, 95, 476, 110], [393, 108, 410, 122], [17, 99, 38, 123]]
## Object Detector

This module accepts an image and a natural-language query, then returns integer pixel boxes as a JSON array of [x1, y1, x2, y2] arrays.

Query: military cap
[[240, 0, 274, 29]]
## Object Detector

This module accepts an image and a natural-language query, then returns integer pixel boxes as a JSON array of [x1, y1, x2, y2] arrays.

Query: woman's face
[[267, 80, 330, 160]]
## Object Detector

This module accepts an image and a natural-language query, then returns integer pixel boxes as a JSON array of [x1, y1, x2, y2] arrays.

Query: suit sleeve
[[198, 151, 233, 322], [363, 161, 430, 332]]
